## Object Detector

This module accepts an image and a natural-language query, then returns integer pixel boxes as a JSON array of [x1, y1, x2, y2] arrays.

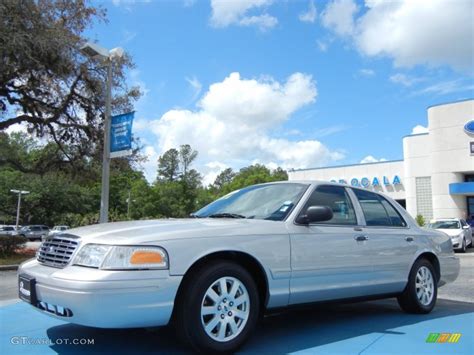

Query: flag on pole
[[110, 111, 134, 158]]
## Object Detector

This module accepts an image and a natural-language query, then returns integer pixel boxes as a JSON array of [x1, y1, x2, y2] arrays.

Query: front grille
[[37, 235, 80, 268]]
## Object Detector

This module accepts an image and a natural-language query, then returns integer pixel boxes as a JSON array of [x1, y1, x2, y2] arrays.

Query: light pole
[[10, 189, 29, 230], [126, 190, 136, 220], [80, 42, 124, 223]]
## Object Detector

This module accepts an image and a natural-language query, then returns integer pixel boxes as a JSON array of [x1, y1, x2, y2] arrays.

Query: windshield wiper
[[208, 213, 247, 219]]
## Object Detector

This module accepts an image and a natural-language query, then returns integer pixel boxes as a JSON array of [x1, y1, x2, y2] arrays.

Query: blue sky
[[87, 0, 473, 183]]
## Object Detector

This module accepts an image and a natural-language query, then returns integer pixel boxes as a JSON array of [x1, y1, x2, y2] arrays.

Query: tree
[[179, 144, 198, 177], [0, 0, 140, 164], [157, 148, 180, 181], [213, 168, 235, 190]]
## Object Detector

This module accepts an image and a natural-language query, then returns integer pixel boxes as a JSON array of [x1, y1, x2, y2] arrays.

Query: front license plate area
[[18, 274, 38, 305]]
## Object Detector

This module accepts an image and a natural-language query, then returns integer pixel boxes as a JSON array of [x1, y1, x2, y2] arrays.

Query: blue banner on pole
[[110, 112, 134, 158]]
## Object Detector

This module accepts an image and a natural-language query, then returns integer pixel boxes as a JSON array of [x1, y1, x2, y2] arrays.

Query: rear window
[[353, 189, 407, 227]]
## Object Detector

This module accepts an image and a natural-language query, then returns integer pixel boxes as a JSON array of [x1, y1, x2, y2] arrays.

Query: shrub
[[0, 235, 28, 257], [415, 214, 426, 227]]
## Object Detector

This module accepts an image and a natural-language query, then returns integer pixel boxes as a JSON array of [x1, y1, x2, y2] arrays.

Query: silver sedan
[[18, 181, 459, 353]]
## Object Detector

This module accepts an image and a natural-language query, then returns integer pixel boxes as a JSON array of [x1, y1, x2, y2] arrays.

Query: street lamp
[[80, 42, 124, 223], [10, 189, 30, 230]]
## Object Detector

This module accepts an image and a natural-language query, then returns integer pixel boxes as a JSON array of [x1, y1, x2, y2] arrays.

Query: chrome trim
[[37, 234, 81, 268]]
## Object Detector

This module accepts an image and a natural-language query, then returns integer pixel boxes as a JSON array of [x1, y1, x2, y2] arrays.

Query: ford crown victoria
[[18, 181, 459, 353]]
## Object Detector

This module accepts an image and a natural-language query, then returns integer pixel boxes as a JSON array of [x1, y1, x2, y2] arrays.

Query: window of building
[[415, 177, 433, 221], [302, 185, 357, 225], [353, 189, 407, 227]]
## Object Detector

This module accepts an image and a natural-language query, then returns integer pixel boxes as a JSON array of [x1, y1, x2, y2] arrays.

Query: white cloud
[[414, 79, 474, 96], [210, 0, 277, 30], [321, 0, 474, 72], [203, 161, 228, 186], [299, 0, 317, 23], [321, 0, 358, 36], [139, 72, 344, 182], [238, 14, 278, 31], [316, 39, 329, 52], [185, 76, 203, 103], [314, 124, 349, 138], [360, 155, 387, 164], [358, 68, 375, 77], [389, 73, 424, 87], [141, 145, 159, 182], [5, 122, 28, 135], [411, 125, 428, 135]]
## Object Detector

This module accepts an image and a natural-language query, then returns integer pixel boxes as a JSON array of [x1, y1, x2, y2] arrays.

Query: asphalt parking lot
[[1, 252, 473, 354]]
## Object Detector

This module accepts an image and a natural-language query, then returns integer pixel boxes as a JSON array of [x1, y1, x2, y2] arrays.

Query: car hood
[[63, 218, 288, 244], [435, 228, 463, 237]]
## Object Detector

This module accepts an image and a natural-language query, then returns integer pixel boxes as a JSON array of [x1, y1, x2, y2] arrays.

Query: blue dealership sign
[[110, 112, 134, 158], [464, 120, 474, 135]]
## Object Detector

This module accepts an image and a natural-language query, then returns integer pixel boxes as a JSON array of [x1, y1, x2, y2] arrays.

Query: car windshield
[[193, 183, 309, 221], [2, 227, 14, 231], [429, 221, 460, 229]]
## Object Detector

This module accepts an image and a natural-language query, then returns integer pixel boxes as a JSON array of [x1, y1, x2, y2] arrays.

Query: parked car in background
[[428, 218, 472, 252], [0, 225, 18, 237], [48, 225, 69, 235], [19, 225, 50, 241]]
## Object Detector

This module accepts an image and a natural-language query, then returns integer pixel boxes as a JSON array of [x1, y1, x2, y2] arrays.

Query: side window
[[461, 220, 467, 227], [302, 185, 357, 225], [353, 189, 407, 227]]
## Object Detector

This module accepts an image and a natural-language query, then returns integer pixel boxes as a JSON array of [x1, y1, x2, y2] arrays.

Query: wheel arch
[[173, 250, 270, 314], [411, 252, 441, 283]]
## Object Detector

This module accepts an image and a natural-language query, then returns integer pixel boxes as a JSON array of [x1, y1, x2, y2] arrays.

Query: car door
[[288, 185, 376, 305], [350, 188, 418, 293]]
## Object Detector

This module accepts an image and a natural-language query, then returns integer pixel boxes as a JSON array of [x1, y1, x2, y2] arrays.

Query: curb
[[0, 265, 19, 271]]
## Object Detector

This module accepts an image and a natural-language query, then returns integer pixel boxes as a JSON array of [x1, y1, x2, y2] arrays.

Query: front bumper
[[450, 236, 464, 250], [18, 259, 182, 328]]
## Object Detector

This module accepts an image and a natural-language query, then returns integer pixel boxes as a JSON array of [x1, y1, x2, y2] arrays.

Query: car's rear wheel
[[174, 260, 260, 353], [397, 258, 437, 314]]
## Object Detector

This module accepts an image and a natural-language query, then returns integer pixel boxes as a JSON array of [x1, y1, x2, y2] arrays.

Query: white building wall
[[428, 100, 474, 219], [403, 134, 431, 218], [288, 99, 474, 220]]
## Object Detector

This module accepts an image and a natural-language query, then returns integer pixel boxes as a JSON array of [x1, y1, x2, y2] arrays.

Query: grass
[[0, 248, 36, 266]]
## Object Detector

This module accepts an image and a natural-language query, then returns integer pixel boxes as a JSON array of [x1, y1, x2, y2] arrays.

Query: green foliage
[[0, 133, 289, 226], [0, 236, 27, 257], [415, 214, 426, 227]]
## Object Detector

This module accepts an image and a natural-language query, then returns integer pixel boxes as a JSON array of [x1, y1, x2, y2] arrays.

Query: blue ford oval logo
[[465, 120, 474, 134]]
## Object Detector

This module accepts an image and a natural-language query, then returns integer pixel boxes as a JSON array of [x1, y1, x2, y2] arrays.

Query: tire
[[397, 258, 437, 314], [174, 260, 260, 353], [460, 238, 467, 253]]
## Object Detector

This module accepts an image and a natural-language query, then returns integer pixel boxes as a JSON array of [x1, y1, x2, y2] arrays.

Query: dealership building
[[288, 99, 474, 221]]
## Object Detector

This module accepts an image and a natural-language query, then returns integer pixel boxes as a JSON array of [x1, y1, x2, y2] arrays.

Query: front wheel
[[174, 261, 260, 353], [397, 259, 437, 314], [460, 238, 467, 253]]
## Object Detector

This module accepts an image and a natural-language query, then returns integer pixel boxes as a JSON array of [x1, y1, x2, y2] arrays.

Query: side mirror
[[463, 225, 470, 229], [296, 206, 333, 225]]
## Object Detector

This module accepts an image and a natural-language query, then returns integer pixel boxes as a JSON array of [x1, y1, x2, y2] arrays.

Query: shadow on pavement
[[46, 298, 474, 354]]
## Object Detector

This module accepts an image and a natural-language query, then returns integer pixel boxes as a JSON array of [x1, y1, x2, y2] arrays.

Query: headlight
[[73, 244, 168, 270]]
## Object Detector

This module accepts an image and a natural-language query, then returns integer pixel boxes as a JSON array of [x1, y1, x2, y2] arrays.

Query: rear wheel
[[397, 258, 437, 314], [174, 261, 260, 353]]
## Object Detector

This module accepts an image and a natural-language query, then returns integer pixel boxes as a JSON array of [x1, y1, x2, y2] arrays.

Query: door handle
[[354, 235, 369, 241], [405, 236, 414, 242]]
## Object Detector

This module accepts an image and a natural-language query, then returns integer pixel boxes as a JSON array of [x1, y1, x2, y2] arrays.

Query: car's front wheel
[[460, 238, 467, 253], [397, 258, 437, 314], [174, 260, 260, 353]]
